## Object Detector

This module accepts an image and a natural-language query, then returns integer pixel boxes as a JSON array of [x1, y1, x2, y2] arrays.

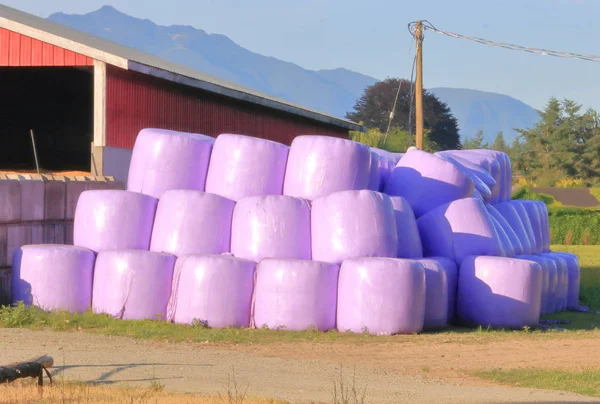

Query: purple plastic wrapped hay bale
[[417, 198, 503, 264], [486, 205, 524, 255], [552, 252, 580, 309], [538, 202, 551, 252], [436, 153, 492, 202], [20, 180, 44, 222], [518, 254, 553, 314], [74, 190, 158, 253], [419, 257, 458, 322], [0, 180, 20, 223], [367, 151, 382, 191], [127, 128, 214, 199], [417, 258, 449, 330], [150, 190, 235, 257], [384, 149, 474, 217], [517, 201, 544, 253], [545, 253, 568, 312], [205, 134, 289, 201], [489, 216, 511, 257], [168, 255, 255, 327], [231, 195, 311, 262], [311, 190, 397, 264], [253, 259, 339, 331], [12, 244, 95, 313], [92, 250, 175, 321], [495, 202, 533, 254], [436, 152, 496, 191], [512, 202, 539, 253], [337, 258, 425, 335], [458, 256, 543, 328], [283, 136, 371, 200], [389, 196, 423, 259]]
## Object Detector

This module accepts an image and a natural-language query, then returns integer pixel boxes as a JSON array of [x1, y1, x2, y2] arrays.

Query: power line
[[408, 21, 600, 63], [383, 41, 417, 144]]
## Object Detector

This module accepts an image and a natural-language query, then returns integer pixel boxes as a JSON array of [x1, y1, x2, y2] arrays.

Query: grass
[[1, 380, 287, 403], [474, 369, 600, 398]]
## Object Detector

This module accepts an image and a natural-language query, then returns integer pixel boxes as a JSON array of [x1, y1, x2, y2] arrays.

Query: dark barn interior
[[0, 67, 93, 172]]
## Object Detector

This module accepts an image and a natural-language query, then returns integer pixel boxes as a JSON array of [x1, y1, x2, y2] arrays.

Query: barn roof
[[0, 5, 363, 132]]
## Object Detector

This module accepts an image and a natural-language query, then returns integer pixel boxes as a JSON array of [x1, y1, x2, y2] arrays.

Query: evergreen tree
[[462, 130, 488, 149], [492, 132, 508, 152]]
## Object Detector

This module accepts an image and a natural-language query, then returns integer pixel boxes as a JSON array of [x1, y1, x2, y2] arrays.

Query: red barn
[[0, 5, 362, 183]]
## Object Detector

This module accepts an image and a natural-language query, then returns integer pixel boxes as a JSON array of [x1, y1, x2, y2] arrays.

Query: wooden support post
[[415, 20, 424, 150]]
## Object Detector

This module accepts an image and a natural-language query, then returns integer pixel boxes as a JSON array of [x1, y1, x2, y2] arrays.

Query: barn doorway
[[0, 66, 93, 173]]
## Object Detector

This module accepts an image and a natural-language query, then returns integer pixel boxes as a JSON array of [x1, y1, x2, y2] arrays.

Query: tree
[[515, 97, 600, 185], [462, 130, 488, 149], [346, 78, 461, 151], [492, 132, 508, 153]]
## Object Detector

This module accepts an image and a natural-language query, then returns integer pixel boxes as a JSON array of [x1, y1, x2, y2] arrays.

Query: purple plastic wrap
[[337, 258, 425, 335], [283, 136, 371, 200], [0, 180, 20, 223], [471, 150, 512, 203], [449, 151, 503, 203], [470, 151, 504, 203], [168, 255, 255, 327], [538, 202, 551, 252], [512, 202, 539, 253], [490, 216, 511, 257], [552, 252, 580, 309], [389, 196, 423, 259], [205, 134, 289, 201], [377, 156, 396, 192], [127, 128, 214, 199], [253, 259, 339, 331], [518, 254, 553, 314], [74, 190, 158, 253], [311, 190, 397, 264], [92, 250, 175, 320], [420, 257, 458, 322], [11, 244, 95, 313], [231, 195, 311, 262], [518, 201, 544, 252], [367, 151, 382, 191], [458, 256, 542, 328], [437, 152, 496, 190], [486, 205, 523, 255], [545, 253, 568, 312], [437, 154, 492, 202], [417, 258, 448, 330], [417, 198, 503, 264], [495, 202, 533, 254], [384, 149, 474, 217], [150, 190, 235, 257]]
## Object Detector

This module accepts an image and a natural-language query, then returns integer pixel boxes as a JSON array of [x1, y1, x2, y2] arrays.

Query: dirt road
[[0, 329, 597, 403]]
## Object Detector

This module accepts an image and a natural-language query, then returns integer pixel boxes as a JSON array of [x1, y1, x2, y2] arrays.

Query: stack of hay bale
[[11, 128, 580, 334]]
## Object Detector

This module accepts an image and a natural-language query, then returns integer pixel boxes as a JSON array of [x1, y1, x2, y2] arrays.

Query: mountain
[[429, 88, 540, 144], [48, 6, 378, 118], [48, 7, 540, 140]]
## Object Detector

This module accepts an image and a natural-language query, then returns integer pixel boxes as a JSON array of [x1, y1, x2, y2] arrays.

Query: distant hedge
[[548, 207, 600, 245]]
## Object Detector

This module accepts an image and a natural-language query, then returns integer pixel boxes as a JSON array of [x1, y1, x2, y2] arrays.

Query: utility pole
[[414, 20, 424, 149]]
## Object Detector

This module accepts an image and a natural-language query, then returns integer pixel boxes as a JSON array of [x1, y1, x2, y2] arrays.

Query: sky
[[4, 0, 600, 111]]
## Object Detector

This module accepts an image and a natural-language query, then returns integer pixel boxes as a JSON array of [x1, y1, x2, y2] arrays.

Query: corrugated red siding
[[105, 66, 348, 148], [0, 28, 94, 67]]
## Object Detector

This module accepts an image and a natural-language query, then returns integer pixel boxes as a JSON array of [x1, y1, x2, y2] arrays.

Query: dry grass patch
[[0, 380, 286, 404]]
